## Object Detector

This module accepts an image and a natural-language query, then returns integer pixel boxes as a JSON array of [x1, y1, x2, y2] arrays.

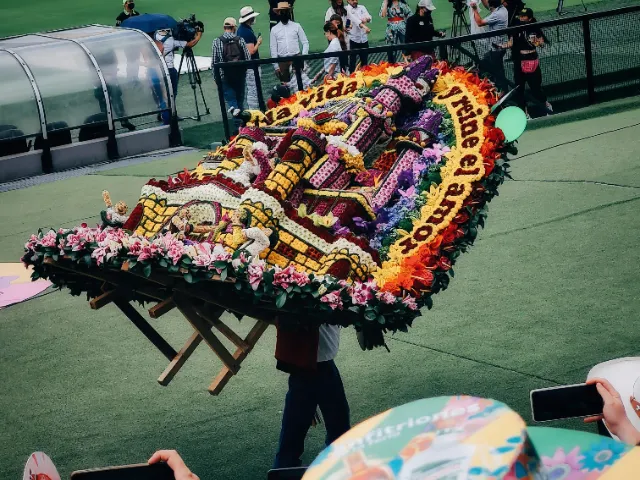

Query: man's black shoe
[[121, 120, 136, 131]]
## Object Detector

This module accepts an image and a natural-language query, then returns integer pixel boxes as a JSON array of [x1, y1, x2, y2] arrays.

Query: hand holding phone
[[70, 463, 176, 480], [530, 383, 604, 422]]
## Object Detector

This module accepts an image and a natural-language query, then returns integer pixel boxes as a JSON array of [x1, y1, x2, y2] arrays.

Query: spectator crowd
[[114, 0, 553, 133]]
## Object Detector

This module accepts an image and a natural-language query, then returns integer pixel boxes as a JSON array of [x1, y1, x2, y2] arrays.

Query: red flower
[[453, 211, 469, 225], [483, 157, 495, 176], [438, 256, 452, 271]]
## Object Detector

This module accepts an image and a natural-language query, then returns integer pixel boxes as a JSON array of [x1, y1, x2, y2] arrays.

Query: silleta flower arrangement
[[23, 57, 511, 340]]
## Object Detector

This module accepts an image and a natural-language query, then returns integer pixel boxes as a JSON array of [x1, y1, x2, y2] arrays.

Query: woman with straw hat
[[238, 6, 263, 110]]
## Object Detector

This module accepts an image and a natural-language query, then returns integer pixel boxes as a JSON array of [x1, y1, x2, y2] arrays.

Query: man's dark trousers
[[274, 360, 350, 468]]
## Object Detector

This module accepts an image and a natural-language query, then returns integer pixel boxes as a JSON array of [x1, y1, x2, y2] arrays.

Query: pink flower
[[348, 282, 374, 306], [247, 261, 265, 291], [128, 240, 143, 256], [193, 254, 212, 268], [376, 291, 396, 304], [137, 243, 161, 262], [25, 234, 39, 251], [273, 265, 311, 290], [541, 447, 584, 480], [321, 291, 343, 310], [65, 234, 86, 252], [232, 251, 249, 269], [402, 296, 418, 310], [40, 231, 58, 248], [167, 243, 184, 265], [92, 246, 107, 266], [326, 145, 341, 162], [210, 244, 231, 262]]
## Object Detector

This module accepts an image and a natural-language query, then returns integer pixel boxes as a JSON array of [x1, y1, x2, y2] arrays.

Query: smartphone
[[346, 19, 352, 29], [70, 462, 175, 480], [267, 467, 307, 480], [530, 383, 604, 422]]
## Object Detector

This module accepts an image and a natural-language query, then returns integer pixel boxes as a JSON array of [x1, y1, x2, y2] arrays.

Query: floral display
[[23, 56, 512, 338]]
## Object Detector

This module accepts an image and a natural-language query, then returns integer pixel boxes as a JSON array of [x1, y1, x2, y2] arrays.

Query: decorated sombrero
[[23, 57, 513, 343], [302, 396, 640, 479]]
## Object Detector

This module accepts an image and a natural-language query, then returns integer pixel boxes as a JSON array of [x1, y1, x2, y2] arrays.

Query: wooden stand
[[43, 257, 270, 395]]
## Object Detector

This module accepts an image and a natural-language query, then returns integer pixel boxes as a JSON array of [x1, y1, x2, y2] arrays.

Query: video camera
[[448, 0, 467, 12], [175, 14, 204, 42]]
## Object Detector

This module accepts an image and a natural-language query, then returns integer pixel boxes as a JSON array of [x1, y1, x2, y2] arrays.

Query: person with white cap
[[212, 17, 252, 135], [405, 0, 445, 62], [237, 6, 263, 110], [269, 2, 311, 93]]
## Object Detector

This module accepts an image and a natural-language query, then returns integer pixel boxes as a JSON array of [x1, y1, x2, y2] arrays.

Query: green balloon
[[495, 106, 527, 142]]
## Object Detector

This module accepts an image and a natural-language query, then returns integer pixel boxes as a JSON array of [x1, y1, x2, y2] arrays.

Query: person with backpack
[[212, 17, 252, 135]]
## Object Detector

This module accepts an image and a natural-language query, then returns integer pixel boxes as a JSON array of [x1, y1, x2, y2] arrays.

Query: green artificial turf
[[1, 100, 640, 479], [1, 0, 616, 57]]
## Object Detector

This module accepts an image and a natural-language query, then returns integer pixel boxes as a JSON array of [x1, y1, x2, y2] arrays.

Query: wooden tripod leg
[[157, 331, 202, 386], [114, 298, 177, 361], [209, 320, 269, 395], [174, 295, 240, 374], [194, 306, 250, 352]]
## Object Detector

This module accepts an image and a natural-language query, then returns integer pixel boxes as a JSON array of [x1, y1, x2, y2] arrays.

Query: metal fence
[[213, 5, 640, 141]]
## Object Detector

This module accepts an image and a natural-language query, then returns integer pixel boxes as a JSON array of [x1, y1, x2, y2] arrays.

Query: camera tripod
[[177, 47, 210, 121], [449, 4, 479, 65], [556, 0, 587, 15]]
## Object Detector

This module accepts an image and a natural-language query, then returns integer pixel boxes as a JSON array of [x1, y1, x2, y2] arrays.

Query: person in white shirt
[[269, 2, 311, 93], [346, 0, 372, 71], [273, 323, 350, 468], [155, 27, 202, 98], [312, 23, 343, 83]]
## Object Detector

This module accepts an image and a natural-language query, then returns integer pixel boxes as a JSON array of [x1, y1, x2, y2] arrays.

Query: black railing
[[213, 5, 640, 141]]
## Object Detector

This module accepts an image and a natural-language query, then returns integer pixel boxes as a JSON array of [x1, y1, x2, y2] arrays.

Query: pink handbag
[[521, 59, 539, 74]]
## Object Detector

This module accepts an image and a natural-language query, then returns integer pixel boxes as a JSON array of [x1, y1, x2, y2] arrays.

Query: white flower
[[252, 142, 269, 154]]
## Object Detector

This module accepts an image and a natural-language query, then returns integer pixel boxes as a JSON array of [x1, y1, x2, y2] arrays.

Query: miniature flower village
[[23, 56, 510, 337]]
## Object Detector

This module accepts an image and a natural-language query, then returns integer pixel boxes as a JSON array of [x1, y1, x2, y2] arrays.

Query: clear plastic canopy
[[0, 25, 172, 142]]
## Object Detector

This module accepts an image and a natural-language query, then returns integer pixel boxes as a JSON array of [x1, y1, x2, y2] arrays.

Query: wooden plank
[[194, 305, 250, 352], [148, 297, 176, 319], [89, 290, 117, 310], [157, 331, 202, 386], [114, 298, 177, 361], [208, 320, 269, 395], [43, 258, 166, 302], [173, 285, 275, 324], [173, 295, 240, 374]]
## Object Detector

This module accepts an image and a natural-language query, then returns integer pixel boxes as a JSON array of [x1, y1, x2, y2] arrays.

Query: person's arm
[[149, 450, 199, 480], [363, 6, 372, 22], [326, 61, 337, 80], [403, 3, 412, 19], [240, 38, 251, 63], [585, 378, 640, 445], [325, 8, 333, 22], [472, 5, 489, 26], [298, 24, 309, 55], [481, 0, 490, 9], [246, 35, 262, 56], [184, 31, 201, 49], [270, 27, 279, 71], [380, 0, 388, 18], [211, 39, 219, 71]]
